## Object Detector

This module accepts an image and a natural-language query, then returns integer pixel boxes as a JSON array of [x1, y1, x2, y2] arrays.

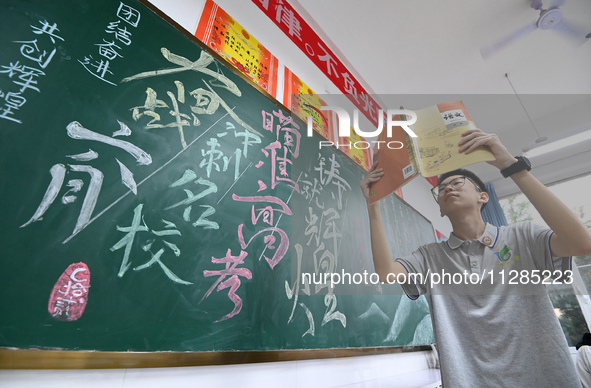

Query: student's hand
[[458, 128, 518, 170], [360, 162, 384, 204]]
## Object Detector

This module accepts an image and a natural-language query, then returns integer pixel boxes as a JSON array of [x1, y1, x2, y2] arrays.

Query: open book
[[369, 101, 494, 204]]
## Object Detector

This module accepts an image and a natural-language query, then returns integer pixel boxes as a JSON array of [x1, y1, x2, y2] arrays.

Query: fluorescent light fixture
[[523, 128, 591, 158]]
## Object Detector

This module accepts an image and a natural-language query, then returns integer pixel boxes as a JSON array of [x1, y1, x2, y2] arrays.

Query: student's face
[[436, 175, 487, 215]]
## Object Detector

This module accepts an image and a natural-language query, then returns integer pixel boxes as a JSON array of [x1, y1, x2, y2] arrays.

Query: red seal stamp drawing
[[47, 262, 91, 321]]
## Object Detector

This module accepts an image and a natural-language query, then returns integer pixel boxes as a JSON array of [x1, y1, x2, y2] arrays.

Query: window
[[499, 174, 591, 346]]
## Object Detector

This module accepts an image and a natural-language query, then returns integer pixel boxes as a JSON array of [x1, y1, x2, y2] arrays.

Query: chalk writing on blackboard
[[1, 20, 63, 124], [1, 0, 437, 352], [123, 48, 262, 147], [196, 106, 300, 322], [110, 203, 192, 284], [78, 2, 141, 86], [20, 120, 153, 240], [283, 149, 359, 337], [165, 169, 219, 229]]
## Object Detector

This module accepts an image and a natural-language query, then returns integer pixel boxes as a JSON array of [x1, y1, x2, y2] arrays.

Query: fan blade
[[553, 18, 588, 44], [480, 22, 538, 59]]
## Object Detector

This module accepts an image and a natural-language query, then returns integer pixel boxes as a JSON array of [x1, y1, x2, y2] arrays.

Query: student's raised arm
[[459, 129, 591, 257], [360, 163, 408, 282]]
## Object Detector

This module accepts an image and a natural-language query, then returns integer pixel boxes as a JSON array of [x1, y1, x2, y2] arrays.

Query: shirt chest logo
[[495, 244, 520, 268]]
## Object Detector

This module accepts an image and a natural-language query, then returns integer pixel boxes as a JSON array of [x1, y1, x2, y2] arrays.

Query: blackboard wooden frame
[[0, 345, 432, 369], [0, 0, 437, 368]]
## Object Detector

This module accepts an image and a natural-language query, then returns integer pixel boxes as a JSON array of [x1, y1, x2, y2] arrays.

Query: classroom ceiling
[[160, 0, 591, 197], [295, 0, 591, 95], [291, 0, 591, 197]]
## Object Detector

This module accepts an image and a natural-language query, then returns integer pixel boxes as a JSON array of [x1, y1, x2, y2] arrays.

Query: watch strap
[[501, 156, 531, 178]]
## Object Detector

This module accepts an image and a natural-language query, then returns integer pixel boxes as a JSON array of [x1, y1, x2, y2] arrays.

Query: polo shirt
[[577, 346, 591, 388], [396, 222, 581, 387]]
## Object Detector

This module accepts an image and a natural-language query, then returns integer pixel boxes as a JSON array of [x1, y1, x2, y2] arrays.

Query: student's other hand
[[360, 162, 384, 204], [458, 128, 518, 170]]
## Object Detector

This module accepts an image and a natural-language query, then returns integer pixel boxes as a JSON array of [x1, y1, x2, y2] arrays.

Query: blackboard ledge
[[0, 346, 432, 369]]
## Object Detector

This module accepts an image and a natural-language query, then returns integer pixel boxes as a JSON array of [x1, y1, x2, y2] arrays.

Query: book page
[[412, 101, 494, 177]]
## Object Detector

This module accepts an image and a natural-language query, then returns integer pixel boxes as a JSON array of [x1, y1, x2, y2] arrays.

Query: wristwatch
[[501, 156, 532, 178]]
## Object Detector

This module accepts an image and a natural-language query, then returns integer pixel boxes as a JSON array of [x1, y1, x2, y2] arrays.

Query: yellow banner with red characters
[[283, 67, 334, 141], [195, 0, 278, 97]]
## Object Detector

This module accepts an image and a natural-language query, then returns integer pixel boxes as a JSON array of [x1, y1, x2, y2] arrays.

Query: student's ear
[[478, 192, 489, 207]]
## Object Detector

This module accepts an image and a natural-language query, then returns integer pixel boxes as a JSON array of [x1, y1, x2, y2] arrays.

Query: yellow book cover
[[412, 101, 494, 177], [369, 101, 494, 204]]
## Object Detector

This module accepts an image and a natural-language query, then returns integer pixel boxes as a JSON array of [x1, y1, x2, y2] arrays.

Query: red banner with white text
[[251, 0, 383, 129]]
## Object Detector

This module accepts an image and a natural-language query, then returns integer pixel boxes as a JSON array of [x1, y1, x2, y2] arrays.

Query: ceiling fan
[[480, 0, 590, 59]]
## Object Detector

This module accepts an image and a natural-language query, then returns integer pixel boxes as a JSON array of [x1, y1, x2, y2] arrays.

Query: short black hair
[[438, 168, 488, 211]]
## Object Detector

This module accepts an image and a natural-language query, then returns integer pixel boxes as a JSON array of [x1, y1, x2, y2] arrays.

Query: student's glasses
[[430, 176, 480, 203]]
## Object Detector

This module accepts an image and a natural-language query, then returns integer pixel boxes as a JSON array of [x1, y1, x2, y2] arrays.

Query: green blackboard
[[0, 0, 435, 352]]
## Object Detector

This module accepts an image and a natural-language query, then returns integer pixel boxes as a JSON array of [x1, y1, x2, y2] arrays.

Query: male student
[[360, 128, 591, 387]]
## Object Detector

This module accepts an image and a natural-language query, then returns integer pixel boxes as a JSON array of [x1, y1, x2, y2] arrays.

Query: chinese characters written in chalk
[[0, 20, 63, 124], [78, 2, 140, 86], [20, 120, 152, 242], [125, 48, 261, 149], [285, 152, 351, 337], [107, 45, 268, 287], [199, 107, 299, 322], [110, 203, 193, 285]]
